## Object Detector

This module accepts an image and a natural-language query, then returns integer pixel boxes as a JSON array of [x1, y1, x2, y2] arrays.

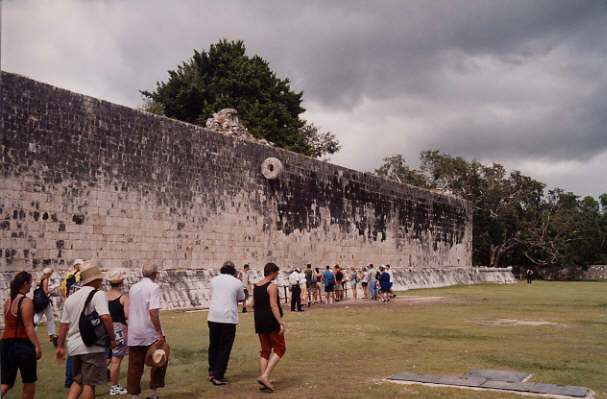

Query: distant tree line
[[375, 152, 607, 270]]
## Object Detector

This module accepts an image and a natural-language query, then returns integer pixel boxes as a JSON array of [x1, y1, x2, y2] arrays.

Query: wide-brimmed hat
[[79, 261, 104, 285], [145, 340, 170, 367], [73, 258, 84, 267], [106, 270, 124, 284]]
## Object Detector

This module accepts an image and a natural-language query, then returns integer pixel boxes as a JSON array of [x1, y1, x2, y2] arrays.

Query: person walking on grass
[[288, 268, 304, 312], [253, 263, 286, 393], [334, 265, 344, 302], [526, 268, 534, 284], [312, 267, 322, 304], [368, 264, 378, 300], [207, 261, 246, 386], [322, 266, 336, 304], [239, 264, 253, 313], [378, 266, 392, 303], [304, 264, 314, 307], [34, 267, 58, 346], [105, 270, 129, 396], [127, 264, 168, 399], [55, 262, 116, 399], [361, 266, 369, 299], [1, 272, 42, 399], [60, 258, 85, 388], [349, 267, 358, 300]]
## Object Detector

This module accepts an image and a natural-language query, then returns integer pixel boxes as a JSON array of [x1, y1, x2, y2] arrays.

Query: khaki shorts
[[71, 352, 107, 387]]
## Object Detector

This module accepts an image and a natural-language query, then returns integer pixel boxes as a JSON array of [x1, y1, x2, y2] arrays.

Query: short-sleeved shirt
[[386, 269, 394, 282], [323, 270, 335, 287], [207, 274, 245, 325], [127, 278, 162, 347], [241, 270, 253, 287], [60, 286, 110, 356]]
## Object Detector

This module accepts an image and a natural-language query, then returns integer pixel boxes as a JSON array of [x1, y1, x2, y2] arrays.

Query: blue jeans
[[65, 355, 74, 387]]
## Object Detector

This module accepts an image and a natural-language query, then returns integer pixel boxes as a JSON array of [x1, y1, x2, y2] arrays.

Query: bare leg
[[81, 385, 95, 399], [111, 356, 123, 385], [67, 381, 83, 399], [259, 353, 282, 389], [22, 382, 35, 399], [259, 356, 268, 375]]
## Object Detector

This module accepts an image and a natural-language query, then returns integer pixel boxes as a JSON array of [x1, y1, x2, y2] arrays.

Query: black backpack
[[79, 290, 106, 346], [33, 284, 50, 313]]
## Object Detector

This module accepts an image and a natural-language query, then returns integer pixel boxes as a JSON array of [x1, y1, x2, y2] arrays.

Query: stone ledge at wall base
[[0, 267, 515, 329], [511, 265, 607, 281], [390, 267, 516, 290]]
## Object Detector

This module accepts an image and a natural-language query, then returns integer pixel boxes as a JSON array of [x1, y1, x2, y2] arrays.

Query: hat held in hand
[[145, 340, 170, 368]]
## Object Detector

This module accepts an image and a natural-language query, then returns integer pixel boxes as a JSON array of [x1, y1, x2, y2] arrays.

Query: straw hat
[[79, 261, 104, 285], [106, 270, 124, 284], [144, 340, 170, 367]]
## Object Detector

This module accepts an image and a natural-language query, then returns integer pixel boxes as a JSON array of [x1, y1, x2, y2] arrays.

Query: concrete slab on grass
[[525, 383, 589, 398], [481, 380, 531, 392], [387, 369, 591, 398], [436, 375, 487, 387], [463, 369, 530, 382], [387, 372, 441, 383]]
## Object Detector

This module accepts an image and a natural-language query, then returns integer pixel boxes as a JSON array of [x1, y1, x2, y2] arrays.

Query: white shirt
[[207, 274, 245, 324], [241, 270, 253, 287], [386, 269, 394, 282], [288, 271, 303, 286], [128, 277, 162, 346], [60, 286, 109, 356]]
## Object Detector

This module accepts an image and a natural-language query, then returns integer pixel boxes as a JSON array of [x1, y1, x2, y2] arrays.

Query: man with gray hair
[[127, 264, 168, 399]]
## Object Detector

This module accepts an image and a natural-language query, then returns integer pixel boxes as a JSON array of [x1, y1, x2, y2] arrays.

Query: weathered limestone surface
[[1, 71, 472, 273], [0, 72, 521, 320]]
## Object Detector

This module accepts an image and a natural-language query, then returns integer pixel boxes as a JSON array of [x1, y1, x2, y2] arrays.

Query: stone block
[[481, 380, 531, 392], [387, 372, 441, 383], [436, 375, 487, 387], [525, 383, 589, 397], [462, 369, 530, 383]]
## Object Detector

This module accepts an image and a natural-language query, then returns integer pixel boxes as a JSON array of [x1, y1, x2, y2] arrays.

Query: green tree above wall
[[141, 39, 339, 158]]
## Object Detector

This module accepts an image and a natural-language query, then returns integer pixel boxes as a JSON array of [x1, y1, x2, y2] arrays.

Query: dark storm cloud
[[2, 0, 606, 197]]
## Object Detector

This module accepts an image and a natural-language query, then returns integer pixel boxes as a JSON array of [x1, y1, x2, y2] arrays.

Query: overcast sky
[[2, 0, 606, 200]]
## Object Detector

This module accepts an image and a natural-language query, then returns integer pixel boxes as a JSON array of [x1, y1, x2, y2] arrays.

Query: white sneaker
[[110, 384, 128, 396]]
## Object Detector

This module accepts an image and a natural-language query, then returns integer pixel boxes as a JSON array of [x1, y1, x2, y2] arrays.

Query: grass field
[[9, 281, 607, 398]]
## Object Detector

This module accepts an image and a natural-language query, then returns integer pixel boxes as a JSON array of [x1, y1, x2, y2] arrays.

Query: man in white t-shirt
[[239, 264, 253, 313], [288, 268, 304, 312], [386, 264, 396, 296], [127, 264, 167, 399], [207, 261, 245, 385], [55, 261, 116, 399]]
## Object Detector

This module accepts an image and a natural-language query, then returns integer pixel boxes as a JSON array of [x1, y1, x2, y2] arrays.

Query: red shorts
[[258, 331, 286, 359]]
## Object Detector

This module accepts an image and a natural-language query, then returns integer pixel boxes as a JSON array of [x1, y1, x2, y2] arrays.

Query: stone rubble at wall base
[[0, 266, 516, 329]]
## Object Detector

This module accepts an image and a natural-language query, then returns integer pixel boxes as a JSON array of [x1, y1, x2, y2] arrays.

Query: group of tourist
[[287, 263, 395, 308], [1, 260, 167, 399], [1, 259, 395, 397]]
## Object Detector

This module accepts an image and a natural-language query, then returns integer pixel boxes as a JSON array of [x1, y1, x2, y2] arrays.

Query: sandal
[[257, 377, 274, 392]]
